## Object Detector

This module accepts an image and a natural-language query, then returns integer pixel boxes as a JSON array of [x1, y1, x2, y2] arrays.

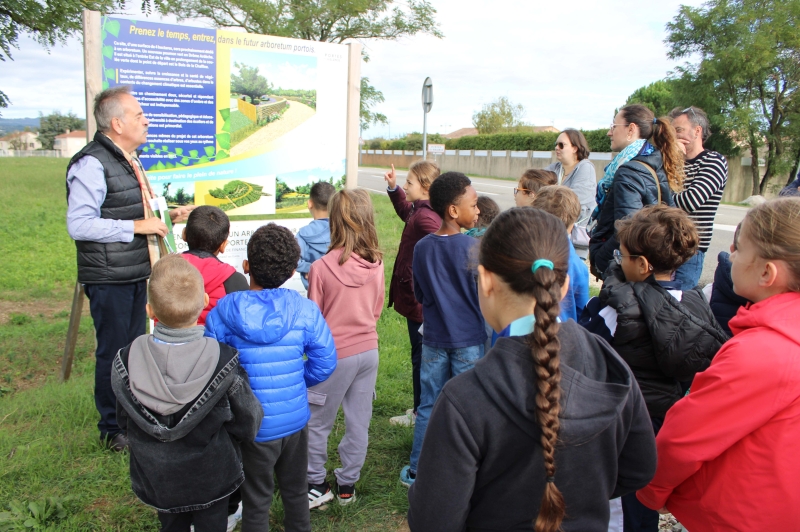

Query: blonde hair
[[743, 197, 800, 291], [328, 189, 383, 265], [148, 255, 205, 327], [532, 186, 581, 229], [408, 160, 440, 190]]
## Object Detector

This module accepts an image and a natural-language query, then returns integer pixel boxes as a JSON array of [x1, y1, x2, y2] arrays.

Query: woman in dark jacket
[[384, 161, 442, 424], [589, 104, 685, 278]]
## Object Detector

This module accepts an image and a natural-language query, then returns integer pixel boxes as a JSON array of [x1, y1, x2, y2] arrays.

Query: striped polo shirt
[[673, 150, 728, 253]]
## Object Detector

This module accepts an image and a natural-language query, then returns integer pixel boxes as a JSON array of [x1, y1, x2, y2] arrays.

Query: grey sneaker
[[389, 409, 416, 427]]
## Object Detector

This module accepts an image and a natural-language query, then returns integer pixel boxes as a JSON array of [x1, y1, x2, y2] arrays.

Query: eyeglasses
[[609, 122, 630, 131], [555, 142, 567, 149], [683, 107, 698, 121], [513, 188, 532, 196], [613, 248, 641, 265]]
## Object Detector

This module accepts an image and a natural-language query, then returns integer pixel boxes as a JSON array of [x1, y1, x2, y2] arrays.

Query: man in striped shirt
[[669, 106, 728, 289]]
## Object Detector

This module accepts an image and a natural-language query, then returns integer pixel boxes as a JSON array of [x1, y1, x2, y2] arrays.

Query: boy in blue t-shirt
[[532, 186, 590, 322], [296, 181, 336, 289], [400, 172, 487, 487]]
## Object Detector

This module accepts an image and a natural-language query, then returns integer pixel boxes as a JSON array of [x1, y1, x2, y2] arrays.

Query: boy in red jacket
[[181, 206, 249, 327]]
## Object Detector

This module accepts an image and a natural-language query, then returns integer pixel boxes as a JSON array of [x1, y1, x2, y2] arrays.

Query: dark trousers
[[158, 496, 230, 532], [622, 416, 664, 532], [240, 426, 310, 532], [84, 281, 147, 439], [407, 318, 423, 413]]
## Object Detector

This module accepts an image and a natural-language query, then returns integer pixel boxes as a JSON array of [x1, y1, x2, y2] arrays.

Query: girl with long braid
[[407, 207, 656, 532]]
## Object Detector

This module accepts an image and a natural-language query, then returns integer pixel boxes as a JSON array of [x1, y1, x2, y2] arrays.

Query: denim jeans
[[674, 250, 705, 290], [409, 344, 484, 472]]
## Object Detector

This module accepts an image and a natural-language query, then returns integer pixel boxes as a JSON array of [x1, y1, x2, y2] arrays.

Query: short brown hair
[[148, 255, 206, 327], [328, 189, 382, 265], [532, 186, 581, 229], [616, 205, 698, 274], [519, 169, 558, 195], [560, 129, 590, 161], [408, 160, 440, 190], [743, 197, 800, 291], [476, 196, 500, 228], [309, 181, 336, 210]]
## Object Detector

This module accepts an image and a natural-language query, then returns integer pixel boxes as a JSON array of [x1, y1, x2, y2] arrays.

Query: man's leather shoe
[[105, 433, 129, 452]]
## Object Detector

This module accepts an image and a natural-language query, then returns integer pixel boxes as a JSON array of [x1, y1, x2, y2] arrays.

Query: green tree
[[360, 77, 387, 130], [472, 97, 525, 135], [231, 62, 272, 103], [667, 0, 800, 195], [625, 80, 679, 117], [158, 0, 442, 134], [37, 110, 84, 150]]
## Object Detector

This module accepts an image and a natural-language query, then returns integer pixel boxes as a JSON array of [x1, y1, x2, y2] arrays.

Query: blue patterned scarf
[[589, 140, 652, 225]]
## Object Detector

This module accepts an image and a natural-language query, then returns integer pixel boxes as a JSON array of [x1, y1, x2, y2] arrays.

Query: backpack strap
[[631, 160, 662, 205]]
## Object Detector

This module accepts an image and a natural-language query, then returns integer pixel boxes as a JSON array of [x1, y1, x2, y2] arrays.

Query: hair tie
[[546, 476, 556, 483], [532, 259, 554, 273], [653, 117, 658, 125]]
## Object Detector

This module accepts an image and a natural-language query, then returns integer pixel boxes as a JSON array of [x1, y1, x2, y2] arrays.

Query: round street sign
[[422, 77, 433, 113]]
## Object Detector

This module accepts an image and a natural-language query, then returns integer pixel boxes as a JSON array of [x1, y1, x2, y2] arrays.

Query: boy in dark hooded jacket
[[580, 205, 728, 532], [111, 255, 263, 532]]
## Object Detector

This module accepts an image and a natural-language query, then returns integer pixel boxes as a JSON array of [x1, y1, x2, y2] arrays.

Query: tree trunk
[[749, 142, 761, 196], [789, 145, 800, 186]]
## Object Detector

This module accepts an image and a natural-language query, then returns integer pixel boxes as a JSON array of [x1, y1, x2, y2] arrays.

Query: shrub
[[444, 129, 612, 152]]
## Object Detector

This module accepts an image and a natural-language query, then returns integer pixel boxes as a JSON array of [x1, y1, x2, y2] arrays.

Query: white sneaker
[[308, 481, 334, 509], [389, 408, 416, 427], [226, 501, 243, 532]]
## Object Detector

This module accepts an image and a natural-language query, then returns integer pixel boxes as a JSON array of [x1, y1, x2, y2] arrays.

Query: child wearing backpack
[[305, 189, 385, 508], [407, 207, 656, 532], [384, 161, 442, 427], [637, 198, 800, 531], [399, 171, 486, 488], [579, 204, 728, 532]]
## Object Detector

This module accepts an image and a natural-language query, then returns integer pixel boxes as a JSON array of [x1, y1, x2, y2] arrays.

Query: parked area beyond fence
[[361, 149, 786, 204]]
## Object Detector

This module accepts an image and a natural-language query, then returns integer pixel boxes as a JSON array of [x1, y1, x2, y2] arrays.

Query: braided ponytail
[[479, 208, 570, 532], [529, 265, 566, 532]]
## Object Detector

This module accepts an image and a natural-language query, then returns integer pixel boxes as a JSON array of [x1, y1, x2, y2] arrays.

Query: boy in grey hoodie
[[111, 255, 262, 532], [296, 181, 336, 289]]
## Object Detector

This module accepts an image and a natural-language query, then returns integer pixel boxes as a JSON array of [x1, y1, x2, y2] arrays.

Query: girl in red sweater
[[306, 189, 385, 509], [637, 197, 800, 530]]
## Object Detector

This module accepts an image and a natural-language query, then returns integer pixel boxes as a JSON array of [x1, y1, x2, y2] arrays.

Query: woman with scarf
[[588, 104, 684, 279]]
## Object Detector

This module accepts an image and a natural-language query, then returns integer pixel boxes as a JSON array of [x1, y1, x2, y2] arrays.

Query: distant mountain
[[0, 117, 41, 135]]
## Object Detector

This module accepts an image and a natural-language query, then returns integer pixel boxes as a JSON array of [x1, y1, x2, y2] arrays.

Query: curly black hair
[[429, 171, 471, 218], [247, 223, 301, 288], [184, 205, 230, 253]]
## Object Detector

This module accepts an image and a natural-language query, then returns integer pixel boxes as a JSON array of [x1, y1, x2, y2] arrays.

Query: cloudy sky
[[2, 0, 704, 138]]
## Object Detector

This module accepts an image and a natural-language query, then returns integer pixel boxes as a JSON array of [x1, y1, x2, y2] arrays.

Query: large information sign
[[100, 16, 349, 218]]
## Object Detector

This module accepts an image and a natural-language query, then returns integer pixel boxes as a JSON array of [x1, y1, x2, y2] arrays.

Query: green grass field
[[0, 158, 413, 530]]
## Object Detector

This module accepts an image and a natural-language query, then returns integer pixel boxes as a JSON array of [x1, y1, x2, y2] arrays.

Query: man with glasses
[[668, 106, 728, 289]]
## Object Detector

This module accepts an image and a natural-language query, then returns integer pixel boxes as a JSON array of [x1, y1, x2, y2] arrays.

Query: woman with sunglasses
[[587, 104, 684, 279], [545, 129, 597, 224]]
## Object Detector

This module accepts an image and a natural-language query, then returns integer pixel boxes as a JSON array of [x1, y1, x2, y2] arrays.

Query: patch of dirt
[[0, 297, 89, 326]]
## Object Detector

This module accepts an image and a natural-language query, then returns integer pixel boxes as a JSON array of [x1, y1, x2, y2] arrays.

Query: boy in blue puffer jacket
[[206, 223, 337, 532]]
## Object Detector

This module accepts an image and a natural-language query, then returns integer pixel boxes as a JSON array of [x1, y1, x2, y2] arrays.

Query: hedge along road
[[230, 101, 316, 157], [357, 166, 747, 288]]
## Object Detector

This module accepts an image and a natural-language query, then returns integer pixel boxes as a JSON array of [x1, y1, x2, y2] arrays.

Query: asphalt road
[[358, 166, 748, 287]]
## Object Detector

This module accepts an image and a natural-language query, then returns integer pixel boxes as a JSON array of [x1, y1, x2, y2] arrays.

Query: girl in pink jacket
[[637, 197, 800, 530], [305, 189, 385, 509]]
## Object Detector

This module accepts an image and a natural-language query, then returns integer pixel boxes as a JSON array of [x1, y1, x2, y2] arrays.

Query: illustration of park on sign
[[224, 50, 318, 157]]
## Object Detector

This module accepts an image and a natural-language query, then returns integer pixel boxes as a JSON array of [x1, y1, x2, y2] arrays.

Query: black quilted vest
[[67, 132, 151, 284]]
